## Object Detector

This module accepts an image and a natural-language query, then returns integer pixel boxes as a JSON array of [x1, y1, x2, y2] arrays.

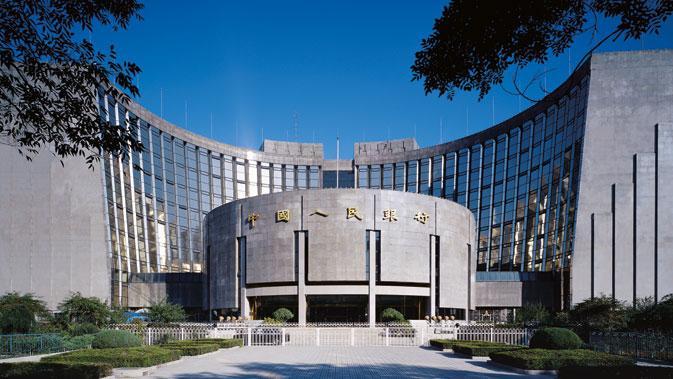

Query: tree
[[0, 292, 49, 334], [628, 294, 673, 332], [57, 292, 111, 327], [412, 0, 673, 102], [0, 0, 144, 167], [148, 299, 186, 324], [570, 295, 628, 331], [380, 308, 405, 323], [516, 302, 551, 327], [271, 308, 294, 323]]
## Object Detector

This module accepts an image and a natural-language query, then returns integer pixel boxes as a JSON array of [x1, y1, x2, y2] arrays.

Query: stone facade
[[204, 189, 476, 324]]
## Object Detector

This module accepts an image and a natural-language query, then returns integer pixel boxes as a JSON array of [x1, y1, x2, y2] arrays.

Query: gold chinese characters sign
[[414, 211, 430, 224], [276, 209, 290, 222], [346, 207, 362, 220], [382, 209, 398, 222], [247, 213, 259, 228]]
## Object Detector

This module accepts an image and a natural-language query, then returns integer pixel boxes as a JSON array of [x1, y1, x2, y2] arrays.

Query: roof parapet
[[354, 138, 419, 158]]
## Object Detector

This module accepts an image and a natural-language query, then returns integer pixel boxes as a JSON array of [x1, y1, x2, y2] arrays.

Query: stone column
[[429, 235, 436, 318], [297, 231, 307, 324], [368, 230, 377, 327]]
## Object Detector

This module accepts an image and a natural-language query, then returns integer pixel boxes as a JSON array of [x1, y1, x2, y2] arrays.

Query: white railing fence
[[111, 323, 532, 347], [456, 326, 533, 346]]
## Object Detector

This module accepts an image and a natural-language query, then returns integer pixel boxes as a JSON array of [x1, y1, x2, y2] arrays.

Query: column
[[368, 230, 376, 327], [656, 123, 673, 300], [297, 231, 307, 324], [429, 235, 436, 318], [635, 152, 656, 299]]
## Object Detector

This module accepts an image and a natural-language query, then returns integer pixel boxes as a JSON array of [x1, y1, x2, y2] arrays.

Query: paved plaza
[[146, 346, 550, 378]]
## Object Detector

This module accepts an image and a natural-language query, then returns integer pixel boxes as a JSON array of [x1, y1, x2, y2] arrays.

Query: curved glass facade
[[99, 66, 589, 306], [355, 74, 588, 274]]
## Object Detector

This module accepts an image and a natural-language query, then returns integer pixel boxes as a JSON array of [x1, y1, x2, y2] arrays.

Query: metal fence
[[590, 332, 673, 362], [456, 325, 533, 346], [0, 334, 64, 357], [113, 322, 531, 347]]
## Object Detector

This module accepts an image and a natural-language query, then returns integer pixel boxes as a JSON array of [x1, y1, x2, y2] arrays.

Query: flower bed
[[0, 362, 112, 379], [41, 346, 180, 368], [489, 348, 635, 370]]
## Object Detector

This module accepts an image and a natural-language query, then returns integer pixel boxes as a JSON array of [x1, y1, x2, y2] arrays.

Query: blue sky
[[93, 1, 673, 159]]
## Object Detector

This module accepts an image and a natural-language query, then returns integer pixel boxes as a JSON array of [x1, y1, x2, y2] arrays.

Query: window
[[406, 161, 417, 193]]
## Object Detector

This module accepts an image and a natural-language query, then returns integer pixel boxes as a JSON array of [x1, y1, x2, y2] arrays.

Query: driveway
[[146, 346, 551, 378]]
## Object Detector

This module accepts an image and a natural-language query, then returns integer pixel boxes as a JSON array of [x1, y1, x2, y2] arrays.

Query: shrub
[[570, 296, 628, 340], [559, 365, 673, 378], [160, 342, 219, 356], [42, 346, 180, 368], [190, 338, 244, 348], [380, 308, 405, 323], [57, 293, 110, 328], [263, 317, 281, 325], [452, 341, 525, 357], [69, 323, 100, 337], [91, 330, 141, 349], [148, 300, 186, 324], [429, 339, 455, 350], [489, 349, 635, 370], [272, 308, 294, 323], [516, 303, 551, 327], [63, 335, 95, 351], [628, 294, 673, 332], [0, 292, 49, 334], [529, 327, 584, 350], [0, 362, 112, 379]]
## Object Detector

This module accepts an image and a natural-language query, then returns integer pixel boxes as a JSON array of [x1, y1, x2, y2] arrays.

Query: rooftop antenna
[[292, 111, 299, 142], [387, 126, 390, 141], [440, 117, 443, 143], [262, 127, 264, 142], [492, 96, 495, 125], [336, 135, 340, 189], [466, 106, 469, 136]]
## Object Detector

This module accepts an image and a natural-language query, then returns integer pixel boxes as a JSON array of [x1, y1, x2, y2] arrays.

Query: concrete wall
[[0, 146, 110, 310], [573, 50, 673, 304], [205, 189, 476, 321]]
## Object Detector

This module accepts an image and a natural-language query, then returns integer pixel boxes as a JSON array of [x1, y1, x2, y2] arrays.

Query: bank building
[[1, 49, 672, 324]]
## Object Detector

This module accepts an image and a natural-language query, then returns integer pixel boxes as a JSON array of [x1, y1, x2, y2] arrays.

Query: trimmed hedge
[[0, 362, 112, 379], [91, 330, 141, 349], [69, 323, 100, 337], [42, 346, 180, 368], [489, 348, 636, 370], [529, 327, 584, 350], [62, 335, 95, 351], [429, 339, 455, 350], [189, 339, 244, 348], [559, 365, 673, 378], [160, 342, 219, 356], [452, 341, 525, 357]]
